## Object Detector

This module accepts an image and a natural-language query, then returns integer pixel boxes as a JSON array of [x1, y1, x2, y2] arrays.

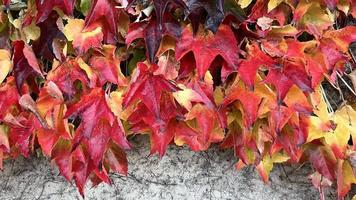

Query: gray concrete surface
[[0, 136, 337, 200]]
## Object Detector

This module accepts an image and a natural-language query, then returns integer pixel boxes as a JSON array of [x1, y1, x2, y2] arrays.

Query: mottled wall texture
[[0, 137, 341, 200]]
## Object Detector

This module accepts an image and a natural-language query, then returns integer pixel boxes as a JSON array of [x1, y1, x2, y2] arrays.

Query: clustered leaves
[[0, 0, 356, 198]]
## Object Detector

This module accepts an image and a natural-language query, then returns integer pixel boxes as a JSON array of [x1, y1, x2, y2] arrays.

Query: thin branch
[[1, 3, 27, 11], [337, 71, 356, 96]]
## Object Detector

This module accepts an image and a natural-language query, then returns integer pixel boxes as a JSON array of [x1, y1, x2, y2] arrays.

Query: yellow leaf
[[307, 88, 331, 142], [337, 0, 350, 15], [0, 49, 12, 84], [108, 91, 123, 117], [214, 86, 224, 106], [173, 84, 203, 110], [0, 124, 9, 151], [325, 105, 356, 158], [257, 152, 290, 183], [299, 1, 333, 33], [268, 0, 283, 12], [76, 57, 96, 85], [23, 22, 41, 41], [272, 152, 290, 163], [337, 160, 356, 198], [238, 0, 253, 8], [267, 25, 299, 38], [63, 18, 84, 41]]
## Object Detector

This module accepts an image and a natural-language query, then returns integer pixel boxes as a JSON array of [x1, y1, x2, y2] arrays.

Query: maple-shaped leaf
[[323, 26, 356, 53], [89, 45, 127, 86], [237, 42, 275, 90], [84, 0, 119, 44], [264, 68, 293, 103], [269, 105, 294, 135], [325, 105, 356, 159], [0, 77, 20, 119], [307, 144, 337, 181], [71, 147, 92, 196], [5, 112, 40, 157], [128, 93, 179, 156], [126, 14, 181, 62], [47, 59, 91, 99], [175, 24, 238, 79], [293, 0, 333, 36], [318, 26, 356, 73], [223, 82, 262, 128], [220, 121, 259, 165], [256, 152, 290, 183], [65, 88, 130, 168], [63, 18, 104, 55], [175, 104, 224, 151], [123, 62, 179, 117], [64, 88, 114, 144], [12, 40, 43, 94], [36, 82, 71, 156], [123, 63, 180, 156], [336, 160, 356, 199], [50, 138, 73, 180], [104, 141, 128, 175], [274, 127, 303, 162], [283, 60, 313, 92], [305, 55, 327, 89], [188, 72, 227, 128], [35, 0, 76, 23], [53, 141, 113, 196]]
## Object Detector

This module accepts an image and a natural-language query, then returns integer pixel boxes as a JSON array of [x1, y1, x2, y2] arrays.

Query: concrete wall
[[0, 136, 336, 200]]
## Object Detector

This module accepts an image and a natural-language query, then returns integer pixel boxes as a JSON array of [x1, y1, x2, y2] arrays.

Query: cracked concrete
[[0, 136, 339, 200]]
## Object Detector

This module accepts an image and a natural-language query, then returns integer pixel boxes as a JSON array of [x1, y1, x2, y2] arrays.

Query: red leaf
[[35, 0, 75, 23], [123, 62, 179, 117], [237, 43, 275, 90], [37, 129, 59, 156], [6, 113, 40, 157], [269, 105, 294, 135], [307, 145, 337, 181], [36, 82, 70, 156], [0, 77, 20, 119], [175, 24, 239, 79], [264, 68, 294, 103], [178, 104, 224, 150], [12, 40, 43, 94], [105, 142, 128, 175], [128, 93, 179, 156], [47, 60, 91, 98], [84, 0, 119, 44], [51, 138, 73, 180], [126, 14, 181, 62], [65, 88, 115, 145], [89, 45, 127, 86], [2, 0, 10, 7], [224, 85, 262, 128], [283, 60, 312, 93]]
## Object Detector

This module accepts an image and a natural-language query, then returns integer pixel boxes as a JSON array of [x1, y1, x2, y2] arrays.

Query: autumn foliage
[[0, 0, 356, 198]]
